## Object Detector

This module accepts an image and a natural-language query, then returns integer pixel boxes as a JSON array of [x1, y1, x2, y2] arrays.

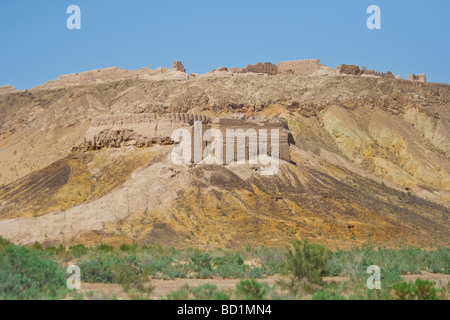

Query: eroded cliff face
[[0, 71, 448, 248], [0, 147, 448, 248], [1, 74, 447, 201]]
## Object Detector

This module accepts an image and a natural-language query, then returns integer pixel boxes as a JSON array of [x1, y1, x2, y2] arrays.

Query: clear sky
[[0, 0, 449, 90]]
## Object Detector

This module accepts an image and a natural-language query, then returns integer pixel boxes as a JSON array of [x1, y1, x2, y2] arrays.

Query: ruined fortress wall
[[210, 116, 291, 162], [277, 59, 323, 75], [84, 113, 209, 148], [84, 113, 292, 163]]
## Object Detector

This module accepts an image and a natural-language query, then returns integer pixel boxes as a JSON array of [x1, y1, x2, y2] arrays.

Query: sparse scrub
[[0, 238, 447, 300], [280, 240, 332, 294], [0, 246, 68, 300], [235, 279, 270, 300], [393, 279, 440, 300], [112, 255, 152, 293]]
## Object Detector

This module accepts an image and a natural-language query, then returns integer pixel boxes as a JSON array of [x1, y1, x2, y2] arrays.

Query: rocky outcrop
[[171, 61, 186, 73], [408, 74, 427, 82], [213, 67, 228, 72], [0, 85, 17, 95]]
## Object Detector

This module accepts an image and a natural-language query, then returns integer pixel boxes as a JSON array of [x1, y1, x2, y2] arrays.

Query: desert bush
[[112, 255, 152, 293], [255, 247, 284, 275], [166, 284, 191, 300], [393, 279, 439, 300], [413, 279, 439, 300], [0, 237, 12, 252], [79, 257, 117, 283], [248, 267, 264, 279], [119, 243, 138, 253], [235, 279, 269, 300], [313, 287, 346, 300], [326, 246, 450, 276], [95, 244, 115, 253], [191, 283, 217, 300], [191, 251, 212, 272], [165, 283, 231, 300], [0, 246, 68, 300], [68, 244, 88, 258], [213, 252, 248, 278], [281, 240, 331, 294]]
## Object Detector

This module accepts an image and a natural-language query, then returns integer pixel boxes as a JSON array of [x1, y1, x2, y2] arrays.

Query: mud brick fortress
[[83, 113, 294, 163]]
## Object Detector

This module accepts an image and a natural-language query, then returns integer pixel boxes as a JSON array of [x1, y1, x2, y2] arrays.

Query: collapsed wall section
[[84, 113, 210, 149]]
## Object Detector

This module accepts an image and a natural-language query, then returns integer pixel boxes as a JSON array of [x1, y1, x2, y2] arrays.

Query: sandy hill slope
[[0, 71, 448, 248]]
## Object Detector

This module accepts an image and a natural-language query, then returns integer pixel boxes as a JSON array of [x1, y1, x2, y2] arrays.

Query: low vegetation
[[0, 237, 448, 300]]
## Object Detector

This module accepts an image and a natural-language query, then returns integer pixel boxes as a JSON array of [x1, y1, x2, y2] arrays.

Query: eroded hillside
[[0, 71, 448, 248]]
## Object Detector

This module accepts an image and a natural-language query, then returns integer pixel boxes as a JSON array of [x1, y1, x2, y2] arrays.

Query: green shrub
[[248, 267, 264, 279], [0, 246, 68, 300], [235, 279, 269, 300], [68, 244, 88, 258], [0, 237, 12, 252], [119, 243, 138, 253], [195, 268, 215, 279], [214, 252, 244, 267], [211, 291, 231, 300], [191, 283, 231, 300], [383, 271, 403, 284], [95, 244, 115, 253], [214, 252, 247, 278], [79, 257, 117, 283], [191, 251, 212, 272], [414, 279, 439, 300], [255, 247, 284, 275], [281, 240, 331, 294], [191, 283, 218, 300], [166, 284, 191, 300], [327, 246, 450, 277], [393, 279, 439, 300], [313, 290, 346, 300], [112, 255, 152, 292]]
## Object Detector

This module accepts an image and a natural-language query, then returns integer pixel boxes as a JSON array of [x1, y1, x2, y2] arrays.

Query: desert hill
[[0, 61, 448, 248]]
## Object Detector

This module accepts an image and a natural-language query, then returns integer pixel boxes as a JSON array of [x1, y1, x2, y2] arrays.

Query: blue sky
[[0, 0, 449, 90]]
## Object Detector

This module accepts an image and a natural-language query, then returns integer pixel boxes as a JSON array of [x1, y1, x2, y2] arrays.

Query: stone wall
[[83, 113, 293, 163], [277, 59, 323, 75], [210, 115, 292, 163], [84, 113, 210, 149], [245, 62, 278, 75], [337, 64, 424, 82], [408, 74, 427, 82]]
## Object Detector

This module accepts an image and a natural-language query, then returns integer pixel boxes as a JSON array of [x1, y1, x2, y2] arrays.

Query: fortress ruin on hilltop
[[11, 58, 426, 93]]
